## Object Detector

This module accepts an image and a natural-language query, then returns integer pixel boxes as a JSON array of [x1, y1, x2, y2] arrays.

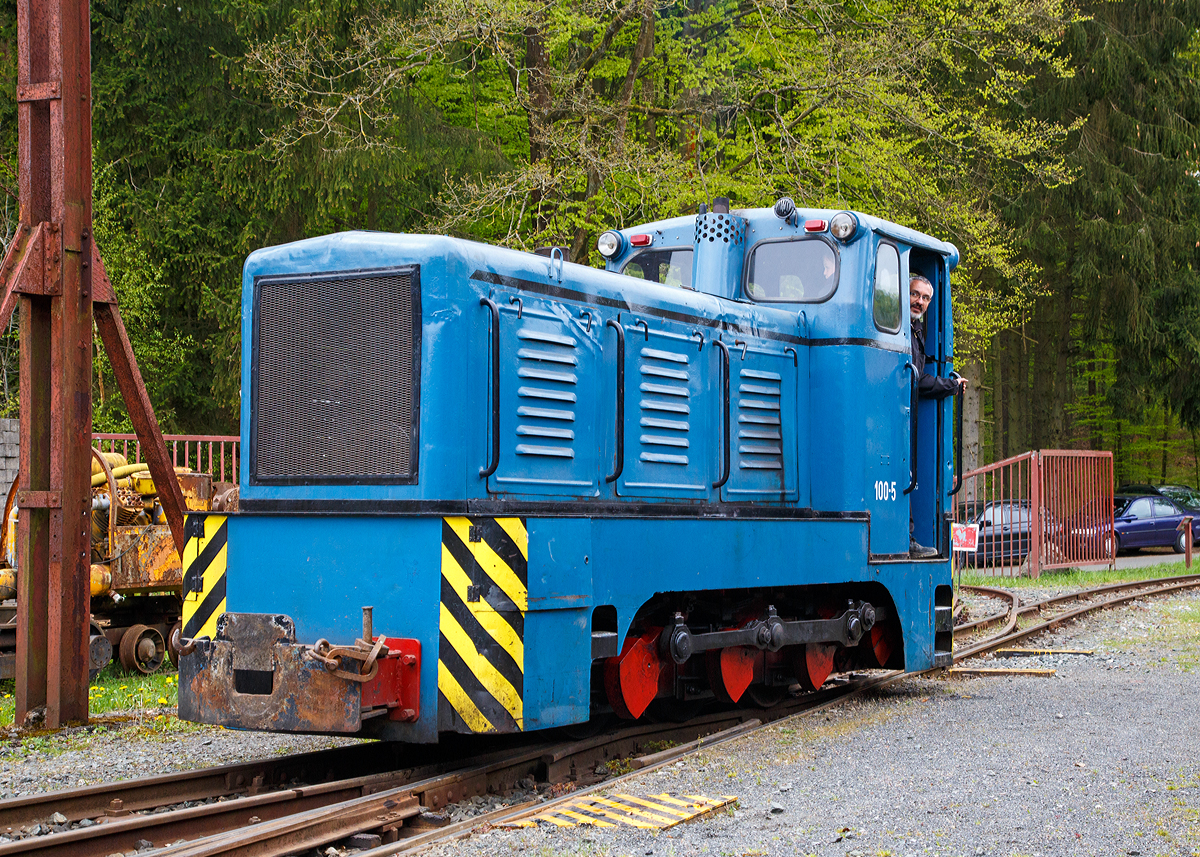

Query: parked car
[[956, 500, 1034, 566], [1115, 482, 1200, 511], [1112, 494, 1200, 553], [1117, 482, 1163, 495], [1157, 484, 1200, 511]]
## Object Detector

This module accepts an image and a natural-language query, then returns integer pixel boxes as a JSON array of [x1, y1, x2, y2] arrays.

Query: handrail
[[605, 319, 625, 484], [479, 297, 501, 478], [712, 339, 731, 490], [93, 433, 239, 483], [904, 362, 918, 496], [949, 373, 964, 497]]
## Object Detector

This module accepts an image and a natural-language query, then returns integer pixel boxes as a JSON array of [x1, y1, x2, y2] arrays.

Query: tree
[[991, 0, 1200, 459]]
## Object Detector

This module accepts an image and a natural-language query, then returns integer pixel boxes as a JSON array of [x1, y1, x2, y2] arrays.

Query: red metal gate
[[954, 450, 1114, 578]]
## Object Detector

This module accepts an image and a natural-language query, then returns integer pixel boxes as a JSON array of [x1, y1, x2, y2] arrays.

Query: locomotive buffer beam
[[662, 602, 879, 666]]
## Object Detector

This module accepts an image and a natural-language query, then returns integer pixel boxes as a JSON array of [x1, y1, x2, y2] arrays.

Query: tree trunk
[[1160, 410, 1171, 483], [524, 24, 551, 232], [1087, 352, 1101, 450], [993, 334, 1007, 461], [961, 358, 982, 499]]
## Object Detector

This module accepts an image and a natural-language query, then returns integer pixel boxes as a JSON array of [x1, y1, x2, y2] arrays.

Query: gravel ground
[[1, 587, 1198, 857], [0, 718, 361, 800], [430, 588, 1200, 857]]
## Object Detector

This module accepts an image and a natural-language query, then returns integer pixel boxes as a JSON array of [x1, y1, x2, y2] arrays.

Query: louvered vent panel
[[254, 269, 418, 481], [638, 346, 691, 465], [514, 327, 578, 459], [736, 367, 783, 470]]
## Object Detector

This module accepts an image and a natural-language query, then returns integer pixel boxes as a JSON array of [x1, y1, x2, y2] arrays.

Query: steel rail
[[0, 740, 440, 832], [0, 676, 899, 857], [8, 574, 1199, 856], [953, 585, 1018, 639], [954, 575, 1200, 662], [956, 574, 1200, 641]]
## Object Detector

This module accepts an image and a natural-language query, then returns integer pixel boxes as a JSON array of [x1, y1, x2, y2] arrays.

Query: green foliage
[[996, 0, 1200, 442], [1, 0, 1196, 459], [250, 0, 1077, 283]]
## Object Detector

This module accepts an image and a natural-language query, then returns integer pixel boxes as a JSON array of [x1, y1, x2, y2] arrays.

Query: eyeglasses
[[909, 291, 932, 304]]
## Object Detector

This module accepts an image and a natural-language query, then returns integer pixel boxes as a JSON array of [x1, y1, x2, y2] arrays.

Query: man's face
[[909, 280, 933, 319]]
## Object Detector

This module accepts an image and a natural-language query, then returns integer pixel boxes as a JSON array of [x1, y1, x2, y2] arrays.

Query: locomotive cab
[[178, 198, 958, 742]]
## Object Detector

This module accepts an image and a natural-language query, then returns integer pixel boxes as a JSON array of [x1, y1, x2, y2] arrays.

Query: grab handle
[[479, 297, 501, 478], [605, 319, 625, 484], [904, 362, 918, 495], [949, 372, 964, 497], [712, 339, 731, 489]]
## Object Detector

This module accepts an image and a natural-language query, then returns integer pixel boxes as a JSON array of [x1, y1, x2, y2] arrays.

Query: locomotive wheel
[[604, 632, 664, 720], [647, 697, 706, 723], [168, 620, 183, 669], [744, 684, 787, 708], [707, 646, 756, 704], [866, 621, 900, 669], [795, 641, 836, 692], [119, 624, 165, 675], [89, 620, 112, 684]]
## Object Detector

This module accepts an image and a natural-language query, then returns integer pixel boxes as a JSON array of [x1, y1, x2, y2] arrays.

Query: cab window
[[873, 243, 901, 332], [745, 238, 838, 302], [622, 248, 693, 288]]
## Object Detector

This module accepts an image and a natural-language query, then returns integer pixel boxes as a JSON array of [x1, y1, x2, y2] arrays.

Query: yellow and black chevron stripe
[[438, 516, 528, 733], [181, 514, 227, 640]]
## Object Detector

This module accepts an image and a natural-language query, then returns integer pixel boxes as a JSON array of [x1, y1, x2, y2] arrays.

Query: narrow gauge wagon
[[178, 198, 958, 741]]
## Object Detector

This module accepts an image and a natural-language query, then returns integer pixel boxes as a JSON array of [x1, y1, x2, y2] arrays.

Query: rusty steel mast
[[0, 0, 187, 727]]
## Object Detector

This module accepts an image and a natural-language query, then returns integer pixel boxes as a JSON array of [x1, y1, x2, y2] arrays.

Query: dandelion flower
[[158, 697, 168, 705]]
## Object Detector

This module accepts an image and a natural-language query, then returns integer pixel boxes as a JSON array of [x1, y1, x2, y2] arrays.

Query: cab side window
[[873, 243, 901, 332], [622, 249, 693, 288]]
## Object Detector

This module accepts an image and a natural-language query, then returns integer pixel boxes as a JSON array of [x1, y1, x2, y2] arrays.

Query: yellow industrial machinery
[[0, 448, 232, 678]]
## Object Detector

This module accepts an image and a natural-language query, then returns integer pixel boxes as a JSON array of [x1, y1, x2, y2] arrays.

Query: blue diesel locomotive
[[178, 198, 958, 741]]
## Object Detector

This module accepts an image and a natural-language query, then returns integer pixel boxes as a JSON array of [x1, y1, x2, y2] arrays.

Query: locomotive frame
[[179, 199, 959, 742]]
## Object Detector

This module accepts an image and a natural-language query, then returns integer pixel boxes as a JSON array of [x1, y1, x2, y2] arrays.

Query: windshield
[[745, 238, 838, 302]]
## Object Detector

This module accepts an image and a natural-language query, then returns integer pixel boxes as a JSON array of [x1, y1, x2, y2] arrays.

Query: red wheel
[[603, 631, 662, 719], [707, 646, 756, 704], [795, 642, 836, 692], [866, 621, 900, 668]]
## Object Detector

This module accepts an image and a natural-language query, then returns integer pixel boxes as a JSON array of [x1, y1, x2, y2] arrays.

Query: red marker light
[[804, 219, 827, 232], [630, 234, 652, 246]]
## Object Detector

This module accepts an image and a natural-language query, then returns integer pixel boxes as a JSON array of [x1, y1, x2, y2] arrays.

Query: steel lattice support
[[0, 0, 187, 727]]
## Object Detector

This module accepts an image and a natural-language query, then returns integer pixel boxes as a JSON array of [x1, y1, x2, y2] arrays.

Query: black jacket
[[912, 318, 959, 400]]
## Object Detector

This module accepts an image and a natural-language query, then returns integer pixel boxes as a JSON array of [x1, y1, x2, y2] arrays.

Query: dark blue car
[[1113, 494, 1200, 553]]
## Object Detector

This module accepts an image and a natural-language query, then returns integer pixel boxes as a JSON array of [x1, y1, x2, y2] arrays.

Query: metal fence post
[[1028, 451, 1041, 579]]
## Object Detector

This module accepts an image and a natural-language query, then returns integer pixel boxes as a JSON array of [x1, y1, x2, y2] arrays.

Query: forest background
[[0, 0, 1197, 486]]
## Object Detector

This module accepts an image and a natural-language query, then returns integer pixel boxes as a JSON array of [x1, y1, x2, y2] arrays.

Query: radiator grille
[[253, 267, 419, 482]]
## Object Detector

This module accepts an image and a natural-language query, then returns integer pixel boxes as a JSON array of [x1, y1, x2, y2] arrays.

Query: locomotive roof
[[616, 206, 960, 270]]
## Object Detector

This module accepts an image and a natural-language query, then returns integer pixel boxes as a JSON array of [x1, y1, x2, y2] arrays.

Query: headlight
[[597, 231, 623, 258], [829, 212, 857, 241]]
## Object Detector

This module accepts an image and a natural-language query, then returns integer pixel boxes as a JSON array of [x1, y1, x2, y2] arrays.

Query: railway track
[[2, 573, 1197, 856]]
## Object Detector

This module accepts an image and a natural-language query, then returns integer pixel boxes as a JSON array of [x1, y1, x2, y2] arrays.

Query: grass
[[956, 559, 1194, 590], [0, 660, 179, 727]]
